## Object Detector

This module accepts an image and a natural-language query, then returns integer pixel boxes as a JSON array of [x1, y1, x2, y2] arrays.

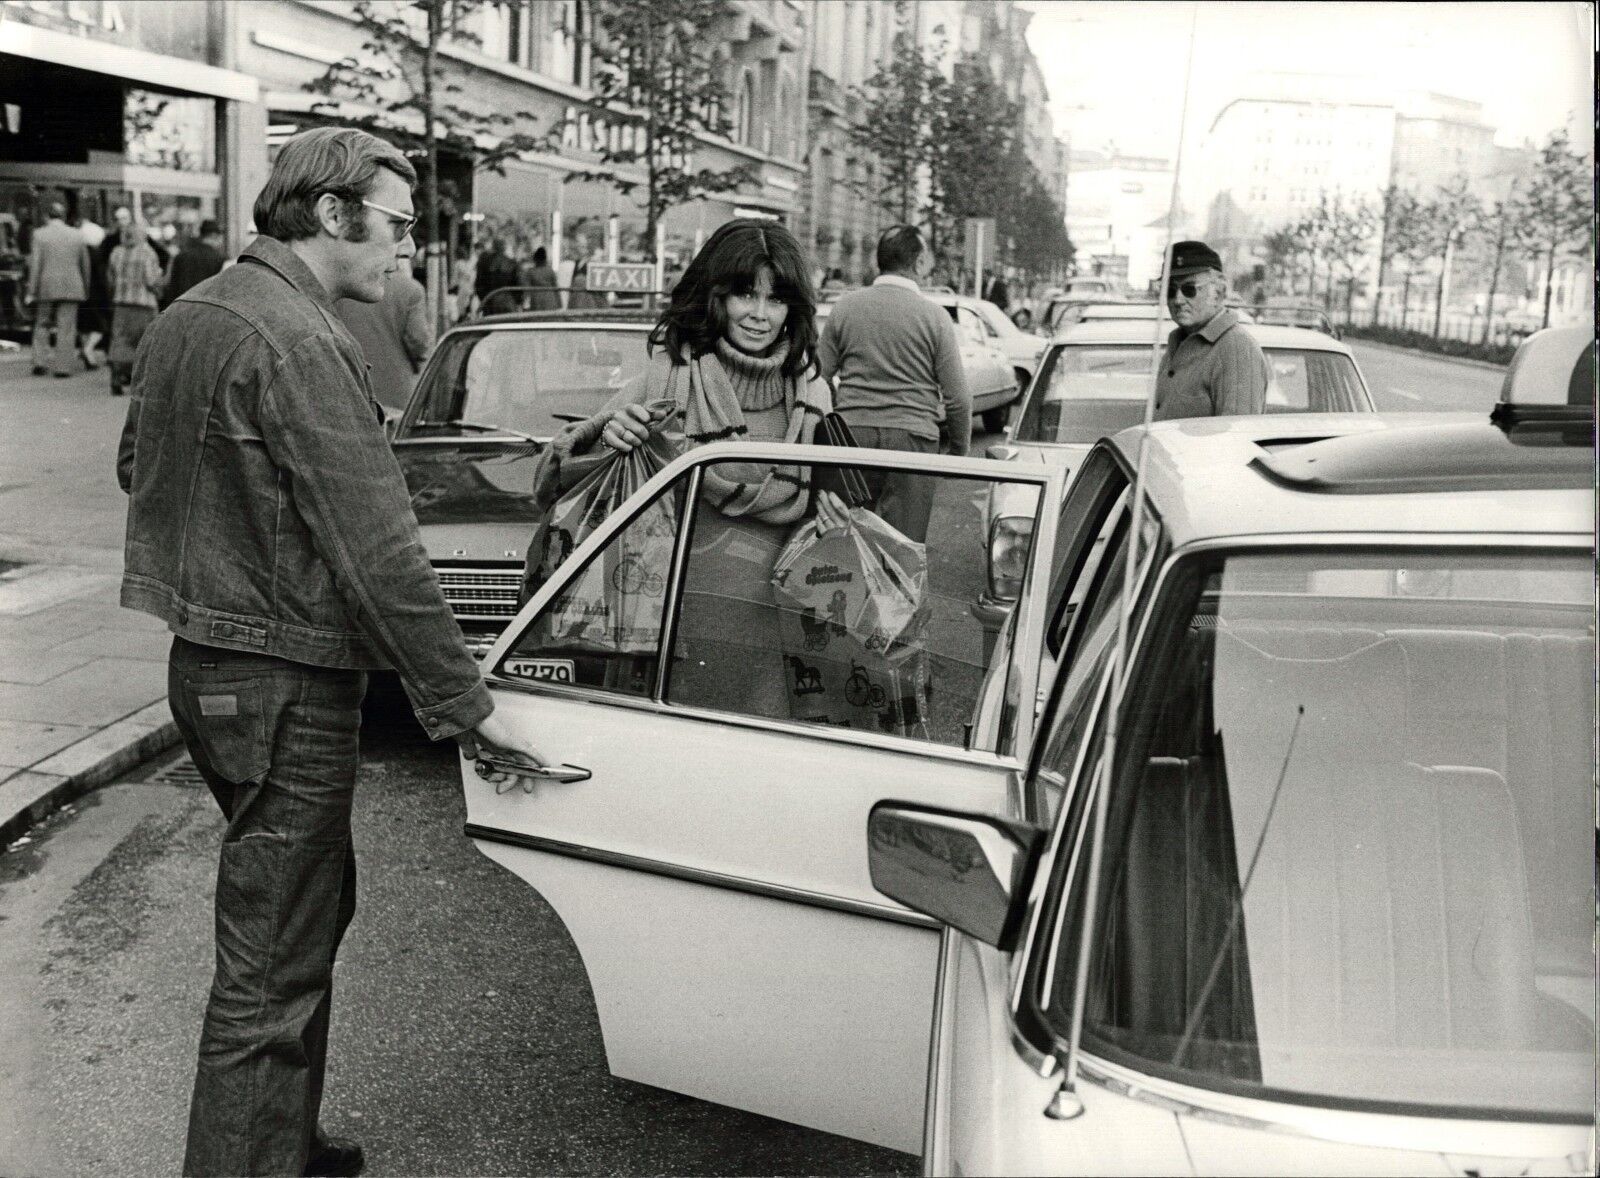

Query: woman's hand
[[815, 489, 851, 537], [601, 403, 654, 454]]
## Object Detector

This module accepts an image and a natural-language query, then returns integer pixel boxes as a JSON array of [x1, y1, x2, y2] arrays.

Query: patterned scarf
[[652, 341, 831, 525]]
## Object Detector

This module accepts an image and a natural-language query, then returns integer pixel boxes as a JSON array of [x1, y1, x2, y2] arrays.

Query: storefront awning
[[0, 19, 258, 103]]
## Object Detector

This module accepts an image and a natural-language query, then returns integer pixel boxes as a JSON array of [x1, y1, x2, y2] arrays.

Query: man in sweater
[[818, 224, 971, 543], [1153, 240, 1268, 420]]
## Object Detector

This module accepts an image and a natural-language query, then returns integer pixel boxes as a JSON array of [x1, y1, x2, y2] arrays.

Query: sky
[[1020, 1, 1594, 162]]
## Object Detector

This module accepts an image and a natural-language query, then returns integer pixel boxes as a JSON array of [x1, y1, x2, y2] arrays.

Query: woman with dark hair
[[525, 218, 848, 716]]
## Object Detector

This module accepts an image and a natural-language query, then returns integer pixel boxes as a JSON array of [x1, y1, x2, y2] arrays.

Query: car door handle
[[475, 755, 592, 783]]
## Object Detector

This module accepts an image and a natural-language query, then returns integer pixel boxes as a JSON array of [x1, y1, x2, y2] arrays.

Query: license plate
[[501, 657, 575, 684]]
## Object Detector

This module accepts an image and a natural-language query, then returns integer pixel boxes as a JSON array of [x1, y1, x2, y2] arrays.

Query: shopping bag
[[770, 506, 926, 653], [526, 401, 679, 654], [769, 505, 933, 738]]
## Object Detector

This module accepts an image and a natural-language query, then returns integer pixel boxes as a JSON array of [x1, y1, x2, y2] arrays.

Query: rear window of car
[[404, 327, 651, 440]]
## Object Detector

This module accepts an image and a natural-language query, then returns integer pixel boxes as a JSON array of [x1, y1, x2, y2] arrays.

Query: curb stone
[[0, 701, 179, 850]]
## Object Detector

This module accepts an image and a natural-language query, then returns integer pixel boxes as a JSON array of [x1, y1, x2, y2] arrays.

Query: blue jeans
[[169, 636, 367, 1176]]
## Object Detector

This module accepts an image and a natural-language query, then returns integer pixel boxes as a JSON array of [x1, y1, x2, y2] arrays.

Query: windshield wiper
[[1170, 704, 1305, 1070], [414, 419, 540, 444]]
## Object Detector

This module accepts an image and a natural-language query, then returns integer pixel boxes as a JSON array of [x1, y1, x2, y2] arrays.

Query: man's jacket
[[28, 220, 91, 303], [117, 236, 490, 740]]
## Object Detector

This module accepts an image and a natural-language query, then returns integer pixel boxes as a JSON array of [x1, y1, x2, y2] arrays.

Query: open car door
[[462, 441, 1063, 1152]]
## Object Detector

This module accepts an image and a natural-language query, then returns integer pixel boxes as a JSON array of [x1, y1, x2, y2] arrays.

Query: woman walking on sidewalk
[[107, 222, 163, 396]]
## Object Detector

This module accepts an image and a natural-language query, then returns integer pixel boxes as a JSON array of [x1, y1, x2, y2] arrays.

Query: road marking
[[1387, 387, 1423, 402]]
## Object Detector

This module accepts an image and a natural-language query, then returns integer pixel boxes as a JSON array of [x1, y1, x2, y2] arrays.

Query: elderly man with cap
[[1153, 240, 1268, 420]]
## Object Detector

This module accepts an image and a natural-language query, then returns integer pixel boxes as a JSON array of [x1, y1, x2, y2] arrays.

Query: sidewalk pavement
[[0, 351, 178, 849]]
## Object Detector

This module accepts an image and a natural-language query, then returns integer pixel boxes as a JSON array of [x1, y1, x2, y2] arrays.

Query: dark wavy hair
[[647, 218, 819, 379]]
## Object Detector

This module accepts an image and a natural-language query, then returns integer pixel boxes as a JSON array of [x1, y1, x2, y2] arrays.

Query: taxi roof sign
[[587, 263, 657, 293]]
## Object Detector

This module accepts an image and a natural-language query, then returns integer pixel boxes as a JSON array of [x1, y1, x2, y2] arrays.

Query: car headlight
[[987, 515, 1034, 602]]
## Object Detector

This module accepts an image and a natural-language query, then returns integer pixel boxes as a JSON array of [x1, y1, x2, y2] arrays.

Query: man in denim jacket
[[118, 128, 544, 1177]]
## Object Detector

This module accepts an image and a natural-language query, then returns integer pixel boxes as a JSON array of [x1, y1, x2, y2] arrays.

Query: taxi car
[[973, 319, 1376, 646], [391, 308, 654, 657], [454, 324, 1594, 1173]]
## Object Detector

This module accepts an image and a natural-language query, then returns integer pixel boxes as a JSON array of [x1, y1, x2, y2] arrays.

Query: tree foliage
[[305, 1, 545, 255], [1509, 128, 1592, 328], [848, 29, 1072, 279], [571, 0, 753, 246]]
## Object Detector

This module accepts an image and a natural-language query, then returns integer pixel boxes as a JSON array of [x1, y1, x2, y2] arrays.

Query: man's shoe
[[53, 371, 71, 378], [304, 1134, 364, 1177], [31, 365, 46, 376]]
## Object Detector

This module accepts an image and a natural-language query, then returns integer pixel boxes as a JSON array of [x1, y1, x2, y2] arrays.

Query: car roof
[[1104, 414, 1594, 550], [456, 308, 657, 330], [1050, 317, 1352, 353]]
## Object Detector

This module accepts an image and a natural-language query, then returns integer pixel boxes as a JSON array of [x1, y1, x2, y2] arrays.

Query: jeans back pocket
[[178, 676, 273, 785]]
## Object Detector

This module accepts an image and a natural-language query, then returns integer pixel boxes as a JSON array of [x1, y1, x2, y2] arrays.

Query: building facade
[[1063, 148, 1177, 292], [0, 0, 261, 262]]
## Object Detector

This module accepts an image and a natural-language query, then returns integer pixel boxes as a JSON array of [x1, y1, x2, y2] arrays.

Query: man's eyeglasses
[[1166, 279, 1214, 300], [360, 198, 417, 242]]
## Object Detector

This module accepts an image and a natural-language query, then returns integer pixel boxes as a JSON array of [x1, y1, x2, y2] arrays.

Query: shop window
[[546, 0, 586, 87]]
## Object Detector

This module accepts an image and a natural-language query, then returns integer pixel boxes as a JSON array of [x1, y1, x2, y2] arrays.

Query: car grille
[[436, 566, 522, 620]]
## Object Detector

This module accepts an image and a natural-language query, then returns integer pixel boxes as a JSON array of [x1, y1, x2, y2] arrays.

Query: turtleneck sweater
[[715, 337, 792, 440]]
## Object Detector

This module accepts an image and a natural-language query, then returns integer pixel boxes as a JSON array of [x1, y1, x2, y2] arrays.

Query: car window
[[497, 453, 1045, 752], [950, 306, 987, 347], [1015, 346, 1151, 445], [405, 327, 650, 439], [494, 477, 686, 697], [1040, 547, 1595, 1119], [666, 458, 1041, 750], [1264, 349, 1367, 412]]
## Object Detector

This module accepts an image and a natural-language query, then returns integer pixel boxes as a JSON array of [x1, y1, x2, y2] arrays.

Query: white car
[[455, 365, 1593, 1171]]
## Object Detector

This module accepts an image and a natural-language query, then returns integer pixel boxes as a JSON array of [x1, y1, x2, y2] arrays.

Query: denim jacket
[[117, 236, 491, 740]]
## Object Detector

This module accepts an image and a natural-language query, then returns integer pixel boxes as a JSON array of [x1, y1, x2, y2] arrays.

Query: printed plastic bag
[[770, 506, 926, 654], [770, 507, 932, 739], [526, 401, 678, 654]]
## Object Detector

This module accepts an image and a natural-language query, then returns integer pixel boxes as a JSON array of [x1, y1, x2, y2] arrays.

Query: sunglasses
[[360, 198, 417, 242], [1166, 279, 1214, 299]]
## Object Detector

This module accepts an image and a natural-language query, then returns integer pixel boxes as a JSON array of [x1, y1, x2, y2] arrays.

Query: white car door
[[954, 305, 1011, 398], [463, 441, 1063, 1152]]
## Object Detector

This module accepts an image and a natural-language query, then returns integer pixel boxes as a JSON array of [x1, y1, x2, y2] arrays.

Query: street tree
[[1423, 175, 1480, 337], [1370, 184, 1417, 326], [847, 21, 945, 227], [1318, 191, 1377, 324], [305, 0, 546, 326], [1467, 187, 1523, 344], [1510, 128, 1592, 328], [1262, 225, 1306, 298], [1393, 195, 1444, 331], [567, 0, 753, 251], [932, 56, 1016, 269]]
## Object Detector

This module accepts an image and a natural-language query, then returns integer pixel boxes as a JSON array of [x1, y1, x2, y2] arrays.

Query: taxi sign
[[587, 263, 657, 293]]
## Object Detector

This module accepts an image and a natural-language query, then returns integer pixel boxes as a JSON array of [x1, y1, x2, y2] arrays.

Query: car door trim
[[463, 822, 942, 929]]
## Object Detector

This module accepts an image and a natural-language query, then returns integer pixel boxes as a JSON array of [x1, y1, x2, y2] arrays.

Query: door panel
[[464, 442, 1061, 1148]]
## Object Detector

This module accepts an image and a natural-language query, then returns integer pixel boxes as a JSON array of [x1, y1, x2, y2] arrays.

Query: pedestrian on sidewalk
[[1153, 239, 1268, 420], [82, 206, 132, 370], [25, 202, 90, 378], [107, 221, 164, 397], [817, 223, 971, 543], [519, 245, 560, 311], [162, 219, 226, 307], [116, 126, 546, 1178]]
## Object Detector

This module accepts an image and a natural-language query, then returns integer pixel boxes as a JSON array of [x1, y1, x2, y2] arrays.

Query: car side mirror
[[986, 443, 1018, 461], [868, 802, 1044, 949]]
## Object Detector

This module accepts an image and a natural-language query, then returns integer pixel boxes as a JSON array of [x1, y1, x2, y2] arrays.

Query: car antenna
[[1047, 0, 1201, 1122]]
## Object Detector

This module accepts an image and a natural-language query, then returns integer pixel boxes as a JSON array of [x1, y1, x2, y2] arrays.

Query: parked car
[[391, 308, 655, 657], [817, 294, 1021, 432], [455, 388, 1593, 1172], [972, 320, 1377, 646], [960, 292, 1050, 384]]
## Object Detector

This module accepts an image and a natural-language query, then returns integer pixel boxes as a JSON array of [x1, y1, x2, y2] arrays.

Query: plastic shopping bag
[[770, 506, 926, 654], [770, 507, 932, 738], [525, 402, 678, 654]]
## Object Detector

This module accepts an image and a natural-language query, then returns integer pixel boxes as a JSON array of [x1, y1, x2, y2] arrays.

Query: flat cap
[[1168, 240, 1224, 277]]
